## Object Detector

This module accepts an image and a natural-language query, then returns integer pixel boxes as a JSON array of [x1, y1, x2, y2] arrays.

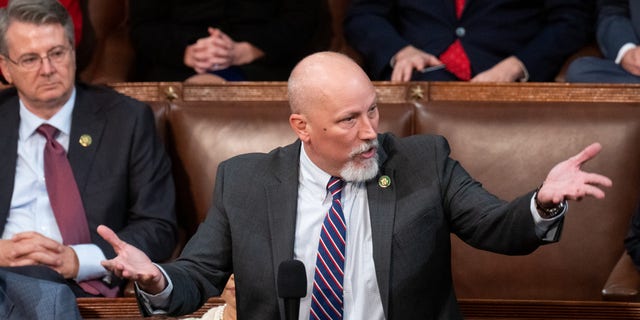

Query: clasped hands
[[184, 27, 264, 74], [0, 231, 79, 279]]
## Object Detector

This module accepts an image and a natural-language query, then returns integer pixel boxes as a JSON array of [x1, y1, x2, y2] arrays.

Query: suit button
[[455, 27, 466, 38]]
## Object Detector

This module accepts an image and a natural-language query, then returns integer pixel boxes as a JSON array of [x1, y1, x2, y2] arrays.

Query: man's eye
[[50, 49, 65, 59], [20, 56, 38, 65]]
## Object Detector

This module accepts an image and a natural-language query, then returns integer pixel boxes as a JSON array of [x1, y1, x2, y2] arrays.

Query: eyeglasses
[[3, 45, 72, 71]]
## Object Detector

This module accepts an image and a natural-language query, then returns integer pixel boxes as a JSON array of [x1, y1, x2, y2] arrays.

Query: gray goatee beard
[[340, 139, 379, 182]]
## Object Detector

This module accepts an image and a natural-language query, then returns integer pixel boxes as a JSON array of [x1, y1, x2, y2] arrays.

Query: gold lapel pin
[[79, 134, 92, 147], [378, 175, 391, 188]]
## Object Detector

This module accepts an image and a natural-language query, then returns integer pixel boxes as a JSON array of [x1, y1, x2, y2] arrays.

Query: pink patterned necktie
[[439, 0, 471, 80], [37, 124, 118, 297], [310, 177, 346, 320]]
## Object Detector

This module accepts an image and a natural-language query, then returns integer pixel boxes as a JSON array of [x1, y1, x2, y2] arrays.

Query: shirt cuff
[[70, 243, 108, 282], [616, 43, 637, 64], [137, 264, 173, 315], [530, 194, 566, 241]]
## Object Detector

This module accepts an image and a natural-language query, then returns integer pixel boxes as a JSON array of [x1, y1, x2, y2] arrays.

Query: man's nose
[[359, 117, 377, 140]]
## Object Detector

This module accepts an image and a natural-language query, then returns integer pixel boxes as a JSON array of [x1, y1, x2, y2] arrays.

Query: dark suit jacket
[[0, 267, 81, 320], [597, 0, 640, 59], [129, 0, 331, 81], [0, 84, 177, 280], [157, 133, 558, 319], [344, 0, 595, 81]]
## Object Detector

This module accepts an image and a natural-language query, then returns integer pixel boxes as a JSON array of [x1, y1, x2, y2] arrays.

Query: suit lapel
[[67, 86, 105, 193], [266, 141, 302, 294], [367, 138, 395, 317], [0, 94, 20, 235]]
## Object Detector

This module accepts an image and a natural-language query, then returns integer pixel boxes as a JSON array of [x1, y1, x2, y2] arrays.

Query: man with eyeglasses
[[0, 0, 177, 299]]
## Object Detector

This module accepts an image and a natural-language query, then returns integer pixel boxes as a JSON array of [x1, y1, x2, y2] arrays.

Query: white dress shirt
[[295, 145, 385, 320]]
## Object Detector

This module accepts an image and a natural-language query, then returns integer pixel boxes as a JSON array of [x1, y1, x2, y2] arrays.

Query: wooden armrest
[[77, 297, 224, 319], [602, 252, 640, 301]]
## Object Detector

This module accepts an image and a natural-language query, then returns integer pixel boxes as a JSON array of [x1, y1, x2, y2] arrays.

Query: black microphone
[[277, 259, 307, 320]]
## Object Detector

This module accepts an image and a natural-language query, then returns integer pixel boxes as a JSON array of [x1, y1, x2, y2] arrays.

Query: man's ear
[[0, 57, 12, 84], [289, 113, 310, 143]]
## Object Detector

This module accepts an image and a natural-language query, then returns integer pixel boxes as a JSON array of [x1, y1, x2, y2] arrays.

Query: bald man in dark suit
[[98, 52, 612, 319]]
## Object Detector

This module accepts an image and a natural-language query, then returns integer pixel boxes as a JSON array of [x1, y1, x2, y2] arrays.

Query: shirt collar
[[19, 87, 76, 141], [300, 142, 332, 194]]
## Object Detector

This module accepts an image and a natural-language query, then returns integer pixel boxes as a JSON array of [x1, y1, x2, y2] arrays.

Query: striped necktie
[[310, 177, 346, 320]]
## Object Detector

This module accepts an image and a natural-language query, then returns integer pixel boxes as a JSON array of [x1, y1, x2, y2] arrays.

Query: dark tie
[[37, 124, 118, 297], [310, 177, 346, 320], [439, 0, 471, 80]]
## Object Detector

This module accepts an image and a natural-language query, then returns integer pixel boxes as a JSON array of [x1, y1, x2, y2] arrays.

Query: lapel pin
[[79, 134, 92, 147], [378, 175, 391, 188]]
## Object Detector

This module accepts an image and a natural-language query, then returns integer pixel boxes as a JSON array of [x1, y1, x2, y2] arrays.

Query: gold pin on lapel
[[378, 175, 391, 188], [79, 134, 92, 147]]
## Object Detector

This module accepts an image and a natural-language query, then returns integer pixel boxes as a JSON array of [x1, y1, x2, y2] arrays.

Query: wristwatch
[[534, 186, 566, 219]]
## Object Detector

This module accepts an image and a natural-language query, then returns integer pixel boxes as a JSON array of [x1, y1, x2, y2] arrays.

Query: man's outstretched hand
[[537, 142, 613, 206], [97, 225, 167, 294]]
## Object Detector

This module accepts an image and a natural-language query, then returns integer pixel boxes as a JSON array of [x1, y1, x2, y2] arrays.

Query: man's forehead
[[5, 21, 66, 51]]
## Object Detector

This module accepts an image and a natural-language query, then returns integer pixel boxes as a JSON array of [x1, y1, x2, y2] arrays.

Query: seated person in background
[[128, 0, 331, 82], [344, 0, 595, 82], [0, 0, 177, 297], [566, 0, 640, 83], [97, 51, 612, 319], [0, 0, 84, 82]]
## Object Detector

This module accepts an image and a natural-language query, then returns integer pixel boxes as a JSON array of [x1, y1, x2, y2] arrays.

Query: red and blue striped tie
[[310, 177, 346, 320]]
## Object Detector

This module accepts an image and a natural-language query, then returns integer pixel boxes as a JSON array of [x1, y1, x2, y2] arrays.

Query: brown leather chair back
[[415, 98, 640, 300]]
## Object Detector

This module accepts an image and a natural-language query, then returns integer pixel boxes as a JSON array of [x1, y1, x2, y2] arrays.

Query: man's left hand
[[537, 142, 613, 207]]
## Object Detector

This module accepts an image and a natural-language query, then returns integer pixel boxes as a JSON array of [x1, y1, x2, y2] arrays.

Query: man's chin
[[340, 158, 379, 182]]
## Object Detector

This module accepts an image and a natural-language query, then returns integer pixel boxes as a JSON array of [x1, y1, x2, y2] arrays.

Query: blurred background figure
[[128, 0, 331, 83], [566, 0, 640, 83], [344, 0, 595, 82]]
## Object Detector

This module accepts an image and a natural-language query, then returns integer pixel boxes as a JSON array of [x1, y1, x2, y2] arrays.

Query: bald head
[[288, 51, 374, 115], [287, 51, 380, 181]]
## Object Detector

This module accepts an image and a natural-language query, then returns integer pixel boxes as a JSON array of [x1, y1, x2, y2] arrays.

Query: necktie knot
[[327, 177, 344, 199], [36, 123, 59, 141]]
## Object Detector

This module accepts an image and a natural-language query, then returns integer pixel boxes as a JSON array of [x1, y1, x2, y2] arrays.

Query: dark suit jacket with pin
[[344, 0, 595, 81], [156, 133, 560, 319], [0, 84, 177, 287]]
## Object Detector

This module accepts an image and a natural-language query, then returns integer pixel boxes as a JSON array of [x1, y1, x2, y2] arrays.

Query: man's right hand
[[0, 232, 82, 279], [391, 45, 443, 82], [97, 225, 167, 294]]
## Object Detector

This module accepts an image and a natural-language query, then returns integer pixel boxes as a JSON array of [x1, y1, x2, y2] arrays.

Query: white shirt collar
[[18, 87, 76, 141]]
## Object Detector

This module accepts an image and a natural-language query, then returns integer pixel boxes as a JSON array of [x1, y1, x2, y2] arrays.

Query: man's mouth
[[358, 146, 377, 159]]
